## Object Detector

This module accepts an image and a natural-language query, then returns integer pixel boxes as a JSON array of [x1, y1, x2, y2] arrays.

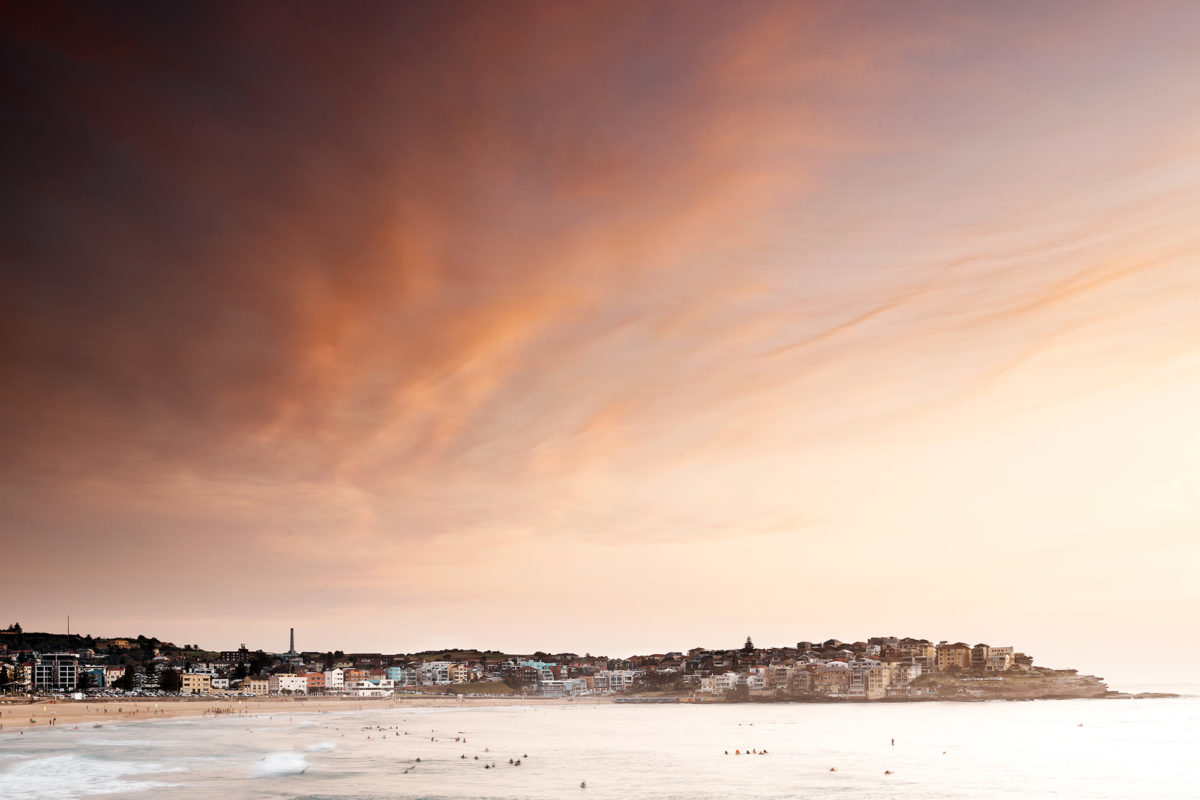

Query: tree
[[77, 670, 97, 691], [502, 670, 527, 693], [742, 636, 755, 654], [160, 669, 182, 693], [233, 663, 248, 680], [114, 670, 135, 692], [0, 665, 9, 691]]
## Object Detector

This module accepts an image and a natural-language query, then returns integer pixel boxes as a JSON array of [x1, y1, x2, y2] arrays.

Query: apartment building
[[181, 673, 211, 694]]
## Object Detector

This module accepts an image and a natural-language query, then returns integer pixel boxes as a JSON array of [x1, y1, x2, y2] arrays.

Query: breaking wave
[[0, 754, 180, 799], [252, 751, 310, 777]]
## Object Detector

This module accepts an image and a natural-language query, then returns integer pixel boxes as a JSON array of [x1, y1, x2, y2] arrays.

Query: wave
[[0, 754, 181, 799], [252, 751, 310, 777], [305, 741, 337, 752]]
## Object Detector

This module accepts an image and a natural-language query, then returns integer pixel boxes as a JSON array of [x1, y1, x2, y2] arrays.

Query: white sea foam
[[252, 751, 309, 777], [0, 754, 180, 799], [304, 741, 337, 752]]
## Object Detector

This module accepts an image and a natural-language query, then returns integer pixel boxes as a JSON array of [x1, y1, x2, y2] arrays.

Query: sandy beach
[[0, 694, 612, 734]]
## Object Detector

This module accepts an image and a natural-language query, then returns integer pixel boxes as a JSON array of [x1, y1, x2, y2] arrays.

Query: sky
[[2, 1, 1199, 686]]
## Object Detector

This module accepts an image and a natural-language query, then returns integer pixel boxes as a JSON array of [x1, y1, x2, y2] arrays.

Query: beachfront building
[[33, 653, 78, 691], [386, 665, 418, 686], [448, 662, 470, 684], [211, 677, 230, 691], [239, 676, 269, 695], [985, 646, 1014, 672], [268, 674, 308, 694], [935, 642, 972, 671], [847, 665, 891, 700], [738, 673, 766, 691], [538, 678, 589, 697], [420, 662, 452, 685], [324, 668, 345, 690], [713, 672, 739, 693], [344, 678, 394, 697], [180, 673, 212, 694], [592, 669, 641, 692], [815, 664, 852, 697], [104, 666, 125, 685], [300, 671, 326, 693]]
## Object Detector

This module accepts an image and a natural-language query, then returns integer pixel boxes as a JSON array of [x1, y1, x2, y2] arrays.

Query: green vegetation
[[405, 649, 516, 662]]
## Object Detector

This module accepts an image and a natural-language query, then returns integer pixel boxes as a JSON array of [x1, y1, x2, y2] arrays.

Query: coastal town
[[0, 625, 1107, 702]]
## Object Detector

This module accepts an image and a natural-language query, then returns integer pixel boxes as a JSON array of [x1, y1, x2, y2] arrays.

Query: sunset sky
[[3, 2, 1199, 684]]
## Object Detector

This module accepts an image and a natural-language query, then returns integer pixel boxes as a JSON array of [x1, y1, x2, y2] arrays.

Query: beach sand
[[0, 694, 611, 734]]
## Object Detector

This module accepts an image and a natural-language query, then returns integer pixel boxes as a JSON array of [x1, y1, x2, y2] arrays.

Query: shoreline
[[0, 695, 612, 734], [0, 690, 1179, 735]]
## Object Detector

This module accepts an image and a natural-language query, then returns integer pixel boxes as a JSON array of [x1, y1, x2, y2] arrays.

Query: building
[[935, 643, 972, 672], [239, 676, 269, 695], [814, 665, 851, 697], [420, 662, 451, 685], [985, 646, 1014, 672], [300, 671, 326, 693], [385, 665, 418, 686], [324, 668, 345, 691], [216, 645, 250, 665], [344, 678, 394, 697], [181, 673, 212, 694], [79, 665, 106, 688], [269, 674, 308, 694], [33, 653, 78, 691], [971, 644, 991, 671]]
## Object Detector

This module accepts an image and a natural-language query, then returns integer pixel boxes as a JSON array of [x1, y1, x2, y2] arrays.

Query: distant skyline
[[3, 2, 1200, 688]]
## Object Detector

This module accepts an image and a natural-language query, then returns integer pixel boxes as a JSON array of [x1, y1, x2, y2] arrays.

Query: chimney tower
[[289, 627, 295, 654]]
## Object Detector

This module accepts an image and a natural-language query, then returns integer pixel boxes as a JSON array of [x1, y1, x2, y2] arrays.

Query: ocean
[[2, 691, 1198, 799]]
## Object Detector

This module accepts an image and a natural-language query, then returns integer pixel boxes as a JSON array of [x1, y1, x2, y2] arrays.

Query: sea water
[[2, 691, 1198, 799]]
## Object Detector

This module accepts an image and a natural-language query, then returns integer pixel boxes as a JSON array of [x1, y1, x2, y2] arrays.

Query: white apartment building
[[344, 679, 394, 697], [268, 674, 308, 694], [713, 672, 739, 692], [420, 662, 451, 685]]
